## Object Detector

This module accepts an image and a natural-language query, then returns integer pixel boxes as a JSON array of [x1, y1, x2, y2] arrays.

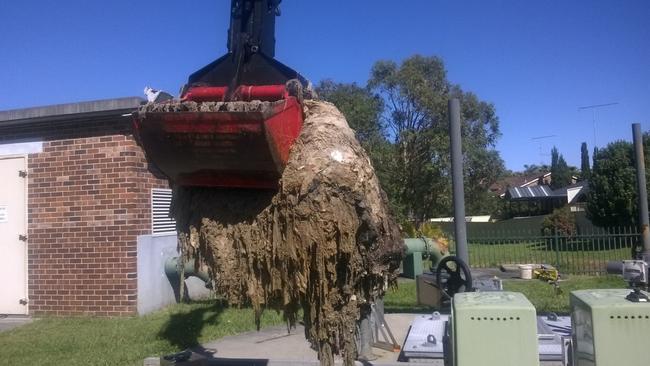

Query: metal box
[[403, 253, 424, 279], [570, 289, 650, 366], [416, 272, 442, 307], [452, 292, 539, 366]]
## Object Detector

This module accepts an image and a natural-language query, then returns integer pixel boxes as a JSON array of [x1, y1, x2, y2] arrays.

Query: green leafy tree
[[550, 147, 572, 189], [542, 206, 577, 237], [523, 164, 550, 176], [580, 142, 591, 181], [453, 88, 505, 215], [587, 141, 637, 226], [318, 55, 504, 222], [315, 80, 398, 213], [315, 80, 384, 145], [551, 147, 559, 174], [587, 133, 650, 227], [368, 55, 503, 221]]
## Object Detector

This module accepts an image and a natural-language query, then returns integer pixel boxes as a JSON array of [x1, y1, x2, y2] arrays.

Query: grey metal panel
[[402, 314, 570, 361], [508, 185, 566, 200], [403, 314, 448, 358]]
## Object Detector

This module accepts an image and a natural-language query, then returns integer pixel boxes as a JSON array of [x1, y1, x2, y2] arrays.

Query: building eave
[[0, 97, 145, 128]]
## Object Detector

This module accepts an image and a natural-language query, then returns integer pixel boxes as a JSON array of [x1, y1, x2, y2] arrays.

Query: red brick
[[0, 119, 168, 316]]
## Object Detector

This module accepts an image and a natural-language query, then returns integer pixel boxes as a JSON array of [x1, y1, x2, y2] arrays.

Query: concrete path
[[0, 315, 32, 333], [188, 313, 417, 365]]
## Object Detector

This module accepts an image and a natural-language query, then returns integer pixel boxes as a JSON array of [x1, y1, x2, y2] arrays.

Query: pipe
[[164, 257, 212, 287], [449, 98, 469, 265], [606, 260, 624, 275], [403, 238, 449, 266], [633, 123, 650, 261]]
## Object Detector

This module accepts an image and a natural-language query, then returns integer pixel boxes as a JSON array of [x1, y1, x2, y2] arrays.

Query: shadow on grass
[[157, 300, 226, 351]]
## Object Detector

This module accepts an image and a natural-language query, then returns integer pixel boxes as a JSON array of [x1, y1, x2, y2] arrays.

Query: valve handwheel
[[436, 256, 473, 298]]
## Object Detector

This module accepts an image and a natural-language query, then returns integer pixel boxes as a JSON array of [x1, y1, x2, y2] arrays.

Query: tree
[[587, 141, 637, 226], [368, 55, 503, 221], [542, 206, 577, 237], [315, 80, 384, 145], [523, 164, 549, 176], [318, 55, 504, 222], [551, 147, 559, 174], [315, 80, 397, 210], [550, 146, 572, 189], [580, 142, 591, 181], [587, 134, 650, 227]]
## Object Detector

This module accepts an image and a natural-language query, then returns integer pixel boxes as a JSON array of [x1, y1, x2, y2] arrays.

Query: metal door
[[0, 156, 28, 314]]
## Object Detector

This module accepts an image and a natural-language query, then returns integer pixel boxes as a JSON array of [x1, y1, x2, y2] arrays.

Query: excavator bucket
[[134, 86, 303, 189], [132, 0, 310, 189]]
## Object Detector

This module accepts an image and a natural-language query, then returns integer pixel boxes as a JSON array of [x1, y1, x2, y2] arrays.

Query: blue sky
[[1, 0, 648, 171]]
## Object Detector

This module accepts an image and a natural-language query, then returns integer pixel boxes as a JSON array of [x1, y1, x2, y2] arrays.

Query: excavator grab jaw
[[133, 86, 303, 189]]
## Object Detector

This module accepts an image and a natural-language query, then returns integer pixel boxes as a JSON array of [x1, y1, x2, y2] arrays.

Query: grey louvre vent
[[151, 188, 176, 234]]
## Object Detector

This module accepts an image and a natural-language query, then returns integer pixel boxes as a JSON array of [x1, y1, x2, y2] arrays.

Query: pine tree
[[550, 146, 572, 189], [581, 142, 591, 181]]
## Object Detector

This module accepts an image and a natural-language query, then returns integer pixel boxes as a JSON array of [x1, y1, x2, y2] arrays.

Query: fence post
[[554, 229, 561, 271]]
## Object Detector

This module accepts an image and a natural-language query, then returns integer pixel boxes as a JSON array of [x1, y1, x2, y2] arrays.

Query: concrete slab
[[151, 312, 565, 365], [0, 315, 32, 333], [193, 314, 415, 365]]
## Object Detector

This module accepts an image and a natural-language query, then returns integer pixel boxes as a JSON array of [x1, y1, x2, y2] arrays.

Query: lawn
[[383, 280, 432, 313], [503, 275, 627, 314], [383, 275, 628, 315], [0, 275, 628, 366], [466, 241, 630, 274], [0, 300, 285, 366]]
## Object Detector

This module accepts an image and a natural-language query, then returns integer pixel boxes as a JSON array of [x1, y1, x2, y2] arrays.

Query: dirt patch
[[170, 100, 404, 365]]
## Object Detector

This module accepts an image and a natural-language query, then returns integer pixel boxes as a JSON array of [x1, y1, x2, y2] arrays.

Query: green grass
[[384, 275, 629, 315], [0, 300, 285, 366], [466, 241, 630, 274], [503, 275, 627, 314], [384, 280, 434, 313], [0, 276, 629, 365]]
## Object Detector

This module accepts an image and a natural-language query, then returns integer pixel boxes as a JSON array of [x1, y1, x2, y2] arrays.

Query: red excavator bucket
[[133, 85, 303, 189]]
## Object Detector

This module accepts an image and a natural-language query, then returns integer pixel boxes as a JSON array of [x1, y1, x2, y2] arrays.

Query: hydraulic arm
[[134, 0, 310, 189]]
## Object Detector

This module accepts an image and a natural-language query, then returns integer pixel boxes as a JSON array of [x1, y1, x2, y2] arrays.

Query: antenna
[[531, 135, 557, 164], [578, 102, 619, 148]]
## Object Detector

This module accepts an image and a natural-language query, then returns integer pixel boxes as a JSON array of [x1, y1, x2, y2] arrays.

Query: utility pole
[[578, 102, 619, 148], [632, 123, 650, 261], [449, 98, 469, 265]]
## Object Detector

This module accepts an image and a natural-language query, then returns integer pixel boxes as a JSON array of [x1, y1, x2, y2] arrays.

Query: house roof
[[506, 185, 559, 200], [491, 172, 550, 195], [0, 97, 145, 127], [554, 181, 589, 204], [506, 181, 590, 203]]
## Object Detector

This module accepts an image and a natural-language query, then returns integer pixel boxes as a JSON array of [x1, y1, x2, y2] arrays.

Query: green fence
[[447, 226, 639, 275]]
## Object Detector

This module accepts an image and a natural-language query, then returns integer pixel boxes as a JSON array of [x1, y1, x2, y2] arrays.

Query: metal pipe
[[449, 99, 469, 265], [606, 260, 624, 275], [403, 238, 437, 254], [403, 238, 449, 265], [357, 305, 374, 361], [164, 257, 212, 286], [633, 123, 650, 260]]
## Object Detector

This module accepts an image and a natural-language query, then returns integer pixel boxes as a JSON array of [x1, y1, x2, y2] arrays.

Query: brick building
[[0, 97, 170, 316]]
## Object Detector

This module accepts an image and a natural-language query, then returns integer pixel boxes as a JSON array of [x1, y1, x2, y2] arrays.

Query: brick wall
[[0, 117, 168, 316]]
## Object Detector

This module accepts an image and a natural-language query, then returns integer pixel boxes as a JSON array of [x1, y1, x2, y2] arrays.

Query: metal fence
[[448, 226, 639, 275]]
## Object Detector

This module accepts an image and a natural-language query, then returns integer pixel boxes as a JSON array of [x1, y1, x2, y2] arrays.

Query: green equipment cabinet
[[452, 292, 539, 366], [570, 289, 650, 366]]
